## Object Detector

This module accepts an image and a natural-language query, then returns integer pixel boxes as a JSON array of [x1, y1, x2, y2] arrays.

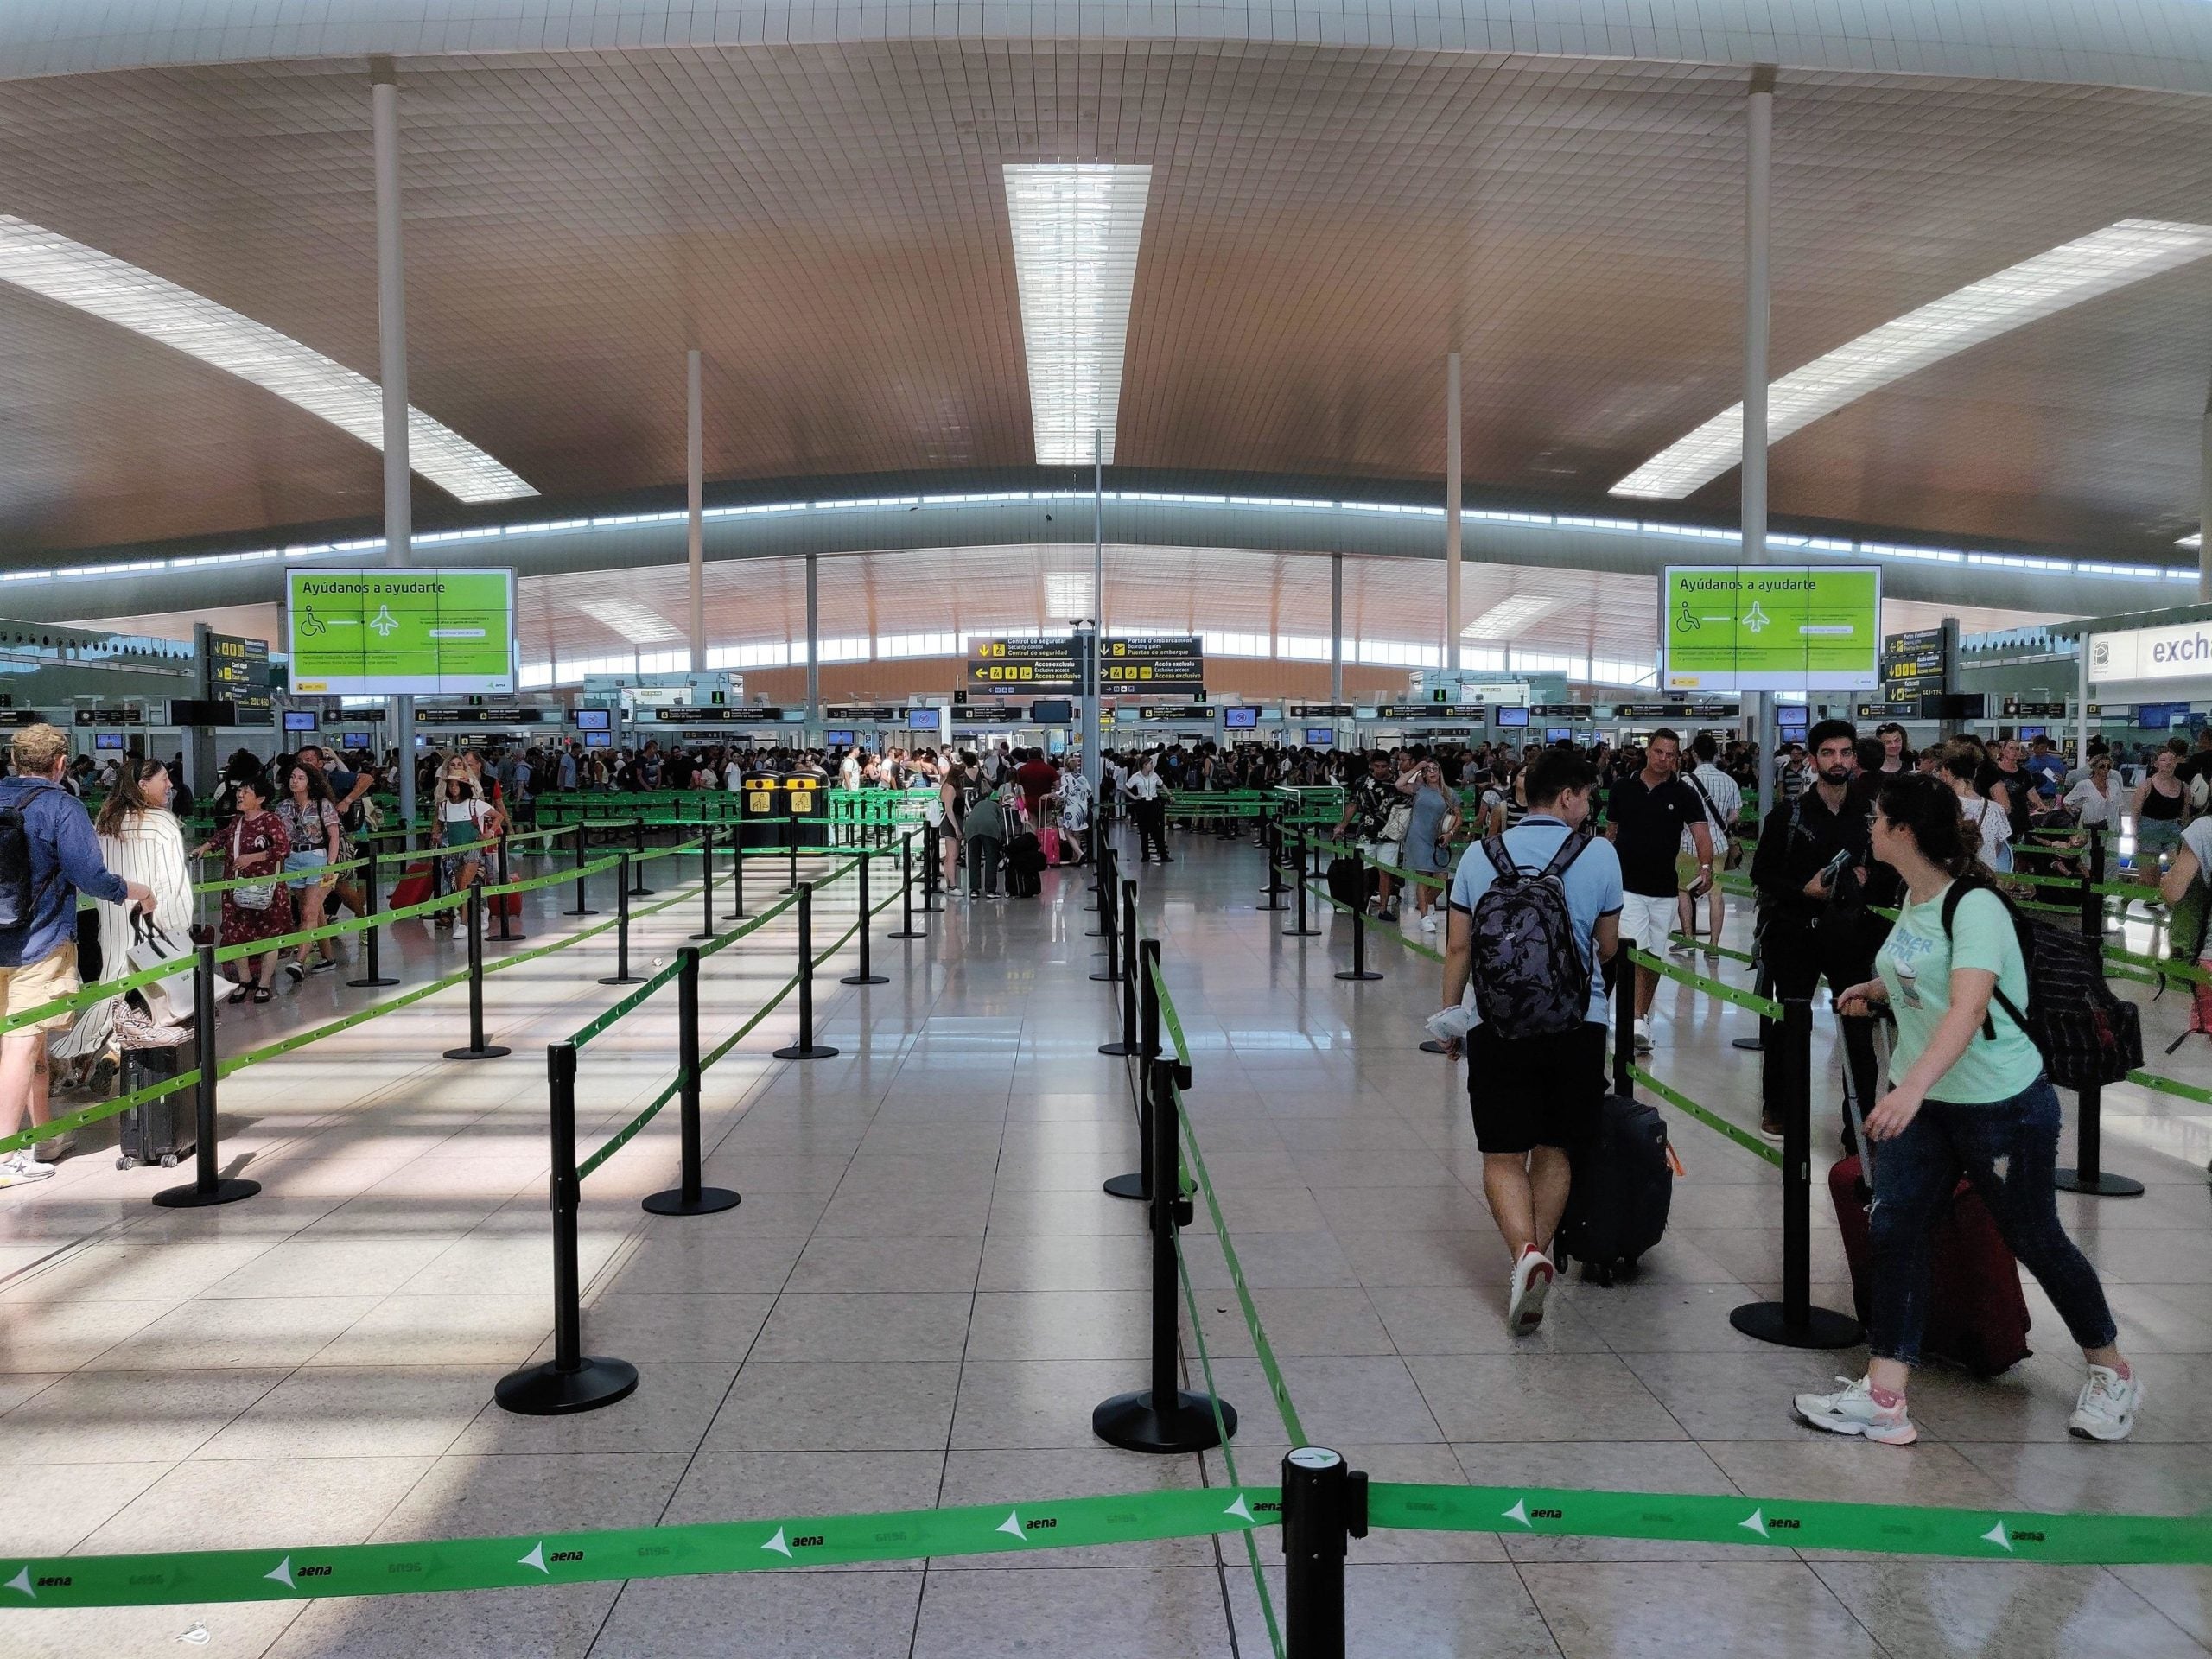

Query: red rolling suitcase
[[1830, 1043, 2031, 1376]]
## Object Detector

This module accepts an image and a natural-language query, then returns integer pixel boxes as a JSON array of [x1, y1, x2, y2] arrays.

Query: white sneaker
[[1506, 1244, 1554, 1335], [2069, 1363, 2142, 1441], [1420, 912, 1439, 933], [1633, 1018, 1654, 1053], [0, 1151, 56, 1189], [1794, 1375, 1917, 1446]]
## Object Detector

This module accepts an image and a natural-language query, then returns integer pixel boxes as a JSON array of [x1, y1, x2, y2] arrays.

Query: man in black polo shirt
[[1749, 718, 1885, 1141], [1605, 729, 1713, 1053]]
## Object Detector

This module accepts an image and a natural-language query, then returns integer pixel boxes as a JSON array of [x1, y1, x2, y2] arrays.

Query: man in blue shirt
[[1440, 747, 1622, 1333], [0, 725, 153, 1186]]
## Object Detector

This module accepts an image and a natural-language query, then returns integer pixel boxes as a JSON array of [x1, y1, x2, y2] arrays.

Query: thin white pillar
[[804, 552, 820, 738], [687, 350, 706, 668], [372, 58, 416, 830], [1445, 353, 1462, 675], [1745, 67, 1776, 829], [2199, 385, 2209, 602], [2076, 638, 2091, 782], [1330, 552, 1344, 707], [1084, 429, 1104, 797]]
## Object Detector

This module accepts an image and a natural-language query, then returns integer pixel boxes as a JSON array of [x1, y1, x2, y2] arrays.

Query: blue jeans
[[1867, 1077, 2117, 1365]]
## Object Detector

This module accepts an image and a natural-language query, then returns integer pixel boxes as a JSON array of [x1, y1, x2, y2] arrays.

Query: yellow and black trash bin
[[738, 766, 787, 849], [783, 772, 830, 849]]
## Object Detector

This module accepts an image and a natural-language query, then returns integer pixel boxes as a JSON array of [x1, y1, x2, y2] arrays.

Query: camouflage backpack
[[1468, 830, 1593, 1036]]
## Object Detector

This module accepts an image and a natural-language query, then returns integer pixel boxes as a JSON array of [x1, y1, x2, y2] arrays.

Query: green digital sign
[[287, 569, 516, 696], [1662, 566, 1881, 692]]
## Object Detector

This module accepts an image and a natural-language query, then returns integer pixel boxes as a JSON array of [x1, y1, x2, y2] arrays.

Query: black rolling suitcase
[[1554, 1094, 1675, 1285], [1326, 855, 1371, 910], [116, 1044, 192, 1171], [1004, 833, 1046, 898]]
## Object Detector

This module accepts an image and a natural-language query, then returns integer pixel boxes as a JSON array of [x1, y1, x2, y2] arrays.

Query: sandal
[[226, 984, 250, 1005], [252, 987, 273, 1004], [283, 963, 304, 984]]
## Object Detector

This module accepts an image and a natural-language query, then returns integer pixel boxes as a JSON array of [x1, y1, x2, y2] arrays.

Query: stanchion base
[[724, 908, 752, 923], [1256, 897, 1287, 912], [1281, 925, 1322, 938], [1335, 969, 1385, 982], [442, 1044, 513, 1062], [1098, 1040, 1136, 1057], [1728, 1300, 1864, 1350], [1731, 1035, 1764, 1052], [887, 929, 925, 939], [563, 906, 601, 918], [1092, 1388, 1236, 1453], [628, 886, 654, 898], [772, 1044, 840, 1060], [840, 970, 890, 986], [1088, 968, 1119, 982], [1419, 1039, 1451, 1056], [642, 1186, 743, 1217], [597, 973, 646, 986], [494, 1356, 639, 1416], [1103, 1172, 1145, 1200], [2054, 1169, 2146, 1198], [151, 1176, 260, 1210], [346, 975, 401, 988], [688, 928, 718, 941]]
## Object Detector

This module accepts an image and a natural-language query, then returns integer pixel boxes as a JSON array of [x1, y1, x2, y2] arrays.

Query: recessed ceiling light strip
[[0, 216, 535, 504], [1613, 219, 2212, 500], [1002, 164, 1152, 467]]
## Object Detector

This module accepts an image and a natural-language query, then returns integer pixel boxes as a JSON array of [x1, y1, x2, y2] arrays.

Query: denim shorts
[[282, 849, 330, 893]]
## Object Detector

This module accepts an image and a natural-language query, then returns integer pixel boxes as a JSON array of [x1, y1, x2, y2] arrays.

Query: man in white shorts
[[1605, 730, 1713, 1052]]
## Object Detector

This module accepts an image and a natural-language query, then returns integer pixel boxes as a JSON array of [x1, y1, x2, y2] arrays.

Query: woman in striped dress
[[51, 759, 194, 1100]]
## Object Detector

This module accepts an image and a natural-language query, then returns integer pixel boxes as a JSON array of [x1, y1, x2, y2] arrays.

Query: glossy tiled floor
[[3, 826, 2210, 1657]]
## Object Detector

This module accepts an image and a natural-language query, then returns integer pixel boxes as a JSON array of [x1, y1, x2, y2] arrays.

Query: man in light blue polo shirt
[[1440, 746, 1622, 1333]]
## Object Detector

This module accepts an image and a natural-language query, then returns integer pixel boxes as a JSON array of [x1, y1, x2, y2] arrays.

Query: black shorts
[[1466, 1021, 1606, 1155]]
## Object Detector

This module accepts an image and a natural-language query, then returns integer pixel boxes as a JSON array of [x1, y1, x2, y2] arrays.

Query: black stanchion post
[[566, 823, 598, 917], [1283, 829, 1320, 938], [443, 887, 512, 1061], [1099, 880, 1140, 1055], [782, 830, 799, 895], [690, 826, 718, 941], [153, 944, 261, 1210], [496, 1043, 639, 1414], [1089, 858, 1121, 982], [644, 948, 741, 1217], [1732, 953, 1771, 1054], [597, 853, 643, 986], [1258, 812, 1287, 911], [628, 817, 652, 895], [842, 855, 888, 986], [2057, 830, 2144, 1197], [888, 833, 925, 939], [1093, 1055, 1236, 1452], [772, 882, 840, 1060], [1730, 997, 1860, 1347], [727, 832, 750, 922], [1335, 849, 1382, 982], [1086, 845, 1115, 938], [493, 834, 524, 943], [1280, 1447, 1367, 1659], [1104, 938, 1160, 1202], [921, 823, 943, 913], [346, 849, 399, 988]]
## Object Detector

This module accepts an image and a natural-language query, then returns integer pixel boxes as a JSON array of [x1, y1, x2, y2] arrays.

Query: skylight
[[1002, 164, 1152, 466], [0, 216, 535, 504], [1612, 219, 2212, 499], [1044, 571, 1094, 620], [593, 600, 683, 645], [1462, 595, 1559, 638], [2183, 532, 2203, 550]]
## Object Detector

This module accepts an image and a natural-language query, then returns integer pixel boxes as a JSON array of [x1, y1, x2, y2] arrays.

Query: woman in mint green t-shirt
[[1791, 772, 2138, 1449]]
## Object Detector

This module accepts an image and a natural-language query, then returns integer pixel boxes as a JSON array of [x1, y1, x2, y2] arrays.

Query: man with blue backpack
[[1437, 747, 1622, 1334], [0, 724, 154, 1187]]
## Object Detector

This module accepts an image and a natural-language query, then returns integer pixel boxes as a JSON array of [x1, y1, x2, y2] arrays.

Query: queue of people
[[1427, 719, 2149, 1446]]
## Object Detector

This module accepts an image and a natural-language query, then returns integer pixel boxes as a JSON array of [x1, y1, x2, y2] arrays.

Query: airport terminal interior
[[4, 3, 2212, 1655]]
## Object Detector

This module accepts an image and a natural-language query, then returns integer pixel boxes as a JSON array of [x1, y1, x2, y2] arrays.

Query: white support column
[[1445, 353, 1462, 675], [2076, 638, 2091, 780], [2199, 384, 2209, 602], [1330, 551, 1345, 708], [687, 349, 706, 668], [804, 552, 821, 739], [372, 57, 416, 830], [1745, 66, 1777, 829]]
